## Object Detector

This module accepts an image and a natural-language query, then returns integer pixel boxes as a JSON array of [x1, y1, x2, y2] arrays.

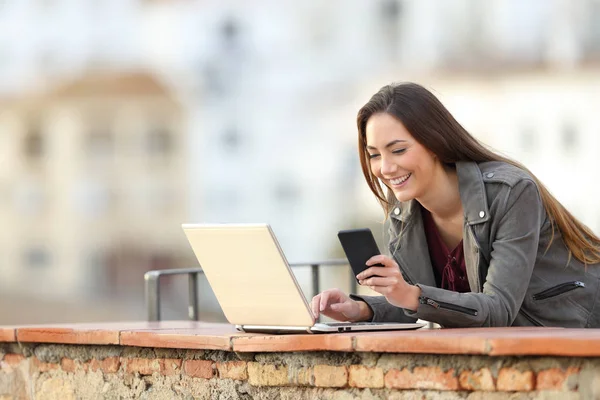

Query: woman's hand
[[357, 255, 421, 311], [311, 288, 373, 322]]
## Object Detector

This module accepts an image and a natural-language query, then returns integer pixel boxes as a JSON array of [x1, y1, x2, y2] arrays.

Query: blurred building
[[0, 71, 190, 300], [427, 69, 600, 233], [0, 0, 599, 322]]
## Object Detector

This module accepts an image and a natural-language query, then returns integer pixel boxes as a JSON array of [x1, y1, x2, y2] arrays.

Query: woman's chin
[[392, 189, 414, 203]]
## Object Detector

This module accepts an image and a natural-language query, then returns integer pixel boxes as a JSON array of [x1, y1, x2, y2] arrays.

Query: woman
[[312, 82, 600, 328]]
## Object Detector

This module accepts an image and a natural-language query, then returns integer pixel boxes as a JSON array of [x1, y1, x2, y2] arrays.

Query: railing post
[[188, 272, 199, 321], [311, 264, 320, 298], [145, 271, 161, 322]]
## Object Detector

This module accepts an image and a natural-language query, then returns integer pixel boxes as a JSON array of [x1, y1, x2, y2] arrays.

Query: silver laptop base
[[236, 322, 424, 334]]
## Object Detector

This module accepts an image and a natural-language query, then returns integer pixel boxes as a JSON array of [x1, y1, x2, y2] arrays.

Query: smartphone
[[337, 228, 383, 282]]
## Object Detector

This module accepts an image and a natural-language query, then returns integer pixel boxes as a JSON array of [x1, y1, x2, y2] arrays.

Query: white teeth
[[390, 174, 411, 185]]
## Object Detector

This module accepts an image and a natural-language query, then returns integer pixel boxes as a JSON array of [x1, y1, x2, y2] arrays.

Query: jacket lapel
[[390, 200, 437, 288], [456, 161, 491, 292]]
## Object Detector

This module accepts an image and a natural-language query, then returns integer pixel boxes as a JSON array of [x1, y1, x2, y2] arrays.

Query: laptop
[[181, 223, 424, 333]]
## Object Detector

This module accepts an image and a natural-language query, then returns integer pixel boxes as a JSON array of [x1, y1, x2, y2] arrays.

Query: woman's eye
[[368, 153, 380, 159], [392, 148, 406, 155]]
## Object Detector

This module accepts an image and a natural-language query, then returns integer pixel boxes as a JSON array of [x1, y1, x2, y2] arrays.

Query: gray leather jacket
[[353, 161, 600, 328]]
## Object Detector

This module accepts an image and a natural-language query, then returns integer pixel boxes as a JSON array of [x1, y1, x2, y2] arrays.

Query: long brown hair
[[357, 82, 600, 265]]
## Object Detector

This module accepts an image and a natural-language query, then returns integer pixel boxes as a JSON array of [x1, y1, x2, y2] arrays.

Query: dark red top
[[422, 209, 470, 292]]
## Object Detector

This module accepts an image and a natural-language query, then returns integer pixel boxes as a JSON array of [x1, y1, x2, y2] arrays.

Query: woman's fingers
[[311, 294, 321, 318], [357, 265, 393, 280], [319, 290, 332, 312], [357, 255, 399, 280], [359, 276, 398, 287]]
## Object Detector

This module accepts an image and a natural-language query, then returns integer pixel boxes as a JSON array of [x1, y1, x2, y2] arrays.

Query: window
[[85, 129, 113, 158], [23, 124, 44, 160], [84, 249, 110, 294], [23, 247, 51, 268], [273, 180, 300, 203], [221, 127, 241, 151], [220, 17, 240, 51], [145, 126, 173, 157], [379, 0, 402, 59]]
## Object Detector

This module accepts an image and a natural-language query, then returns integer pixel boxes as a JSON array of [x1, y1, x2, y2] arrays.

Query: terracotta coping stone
[[0, 327, 16, 342], [487, 328, 600, 356], [2, 322, 600, 356], [16, 321, 211, 345], [353, 327, 566, 355], [121, 325, 249, 351]]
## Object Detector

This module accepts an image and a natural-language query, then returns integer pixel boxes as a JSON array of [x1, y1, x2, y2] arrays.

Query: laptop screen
[[182, 224, 315, 327]]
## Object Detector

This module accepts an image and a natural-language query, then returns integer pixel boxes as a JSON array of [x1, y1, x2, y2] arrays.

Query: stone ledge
[[1, 322, 600, 356], [0, 345, 591, 397]]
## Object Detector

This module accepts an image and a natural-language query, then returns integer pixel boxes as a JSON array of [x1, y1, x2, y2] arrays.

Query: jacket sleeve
[[403, 179, 544, 327], [349, 294, 418, 323]]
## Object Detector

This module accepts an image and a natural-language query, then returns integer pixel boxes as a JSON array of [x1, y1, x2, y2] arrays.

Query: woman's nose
[[380, 157, 397, 175]]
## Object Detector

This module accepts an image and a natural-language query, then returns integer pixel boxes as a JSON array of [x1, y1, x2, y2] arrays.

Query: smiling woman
[[311, 82, 600, 328]]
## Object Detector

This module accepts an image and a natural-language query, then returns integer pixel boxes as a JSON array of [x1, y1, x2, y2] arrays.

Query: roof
[[48, 71, 174, 98]]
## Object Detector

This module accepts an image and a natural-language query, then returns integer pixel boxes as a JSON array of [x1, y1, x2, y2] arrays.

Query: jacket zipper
[[420, 297, 478, 316], [532, 281, 585, 301]]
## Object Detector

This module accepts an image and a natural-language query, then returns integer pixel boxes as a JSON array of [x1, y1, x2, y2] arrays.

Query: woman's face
[[365, 112, 440, 203]]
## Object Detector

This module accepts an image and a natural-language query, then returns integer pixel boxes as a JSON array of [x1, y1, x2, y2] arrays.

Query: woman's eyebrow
[[366, 139, 408, 150]]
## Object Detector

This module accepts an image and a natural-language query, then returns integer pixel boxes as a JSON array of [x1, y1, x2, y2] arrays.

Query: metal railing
[[144, 259, 354, 321]]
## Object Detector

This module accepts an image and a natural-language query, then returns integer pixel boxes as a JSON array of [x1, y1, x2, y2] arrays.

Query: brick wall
[[0, 344, 594, 399]]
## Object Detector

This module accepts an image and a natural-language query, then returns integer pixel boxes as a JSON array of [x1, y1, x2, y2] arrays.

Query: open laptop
[[181, 223, 424, 333]]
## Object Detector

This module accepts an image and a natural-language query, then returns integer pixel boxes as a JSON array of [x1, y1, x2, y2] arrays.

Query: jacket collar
[[390, 161, 490, 225]]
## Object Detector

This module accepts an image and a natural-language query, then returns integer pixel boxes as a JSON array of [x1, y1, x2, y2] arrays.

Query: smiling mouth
[[389, 173, 411, 186]]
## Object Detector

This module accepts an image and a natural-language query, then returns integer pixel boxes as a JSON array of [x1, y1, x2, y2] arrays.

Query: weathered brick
[[287, 366, 313, 386], [537, 367, 580, 391], [31, 357, 59, 373], [216, 361, 248, 380], [459, 368, 496, 391], [102, 357, 121, 373], [313, 365, 347, 388], [159, 358, 183, 376], [2, 354, 25, 367], [60, 358, 78, 373], [385, 366, 458, 390], [88, 357, 120, 374], [348, 365, 384, 388], [247, 362, 288, 386], [294, 367, 313, 386], [125, 358, 159, 376], [184, 360, 215, 379], [497, 368, 534, 391]]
